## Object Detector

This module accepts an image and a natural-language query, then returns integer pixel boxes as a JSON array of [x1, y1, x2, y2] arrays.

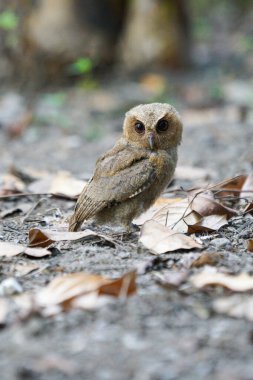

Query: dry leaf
[[154, 271, 188, 289], [0, 242, 24, 257], [49, 171, 87, 198], [0, 203, 31, 219], [152, 199, 198, 233], [0, 241, 51, 258], [190, 269, 253, 291], [213, 295, 253, 321], [0, 173, 25, 195], [212, 175, 247, 197], [190, 253, 221, 268], [243, 202, 253, 214], [35, 271, 136, 312], [139, 220, 202, 254], [14, 263, 40, 277], [188, 214, 228, 233], [133, 197, 182, 226], [27, 171, 87, 198], [240, 173, 253, 200], [28, 228, 112, 248], [247, 240, 253, 252], [190, 192, 237, 218]]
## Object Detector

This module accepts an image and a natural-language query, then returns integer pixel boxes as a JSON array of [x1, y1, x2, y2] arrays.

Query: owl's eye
[[134, 121, 145, 134], [156, 119, 169, 133]]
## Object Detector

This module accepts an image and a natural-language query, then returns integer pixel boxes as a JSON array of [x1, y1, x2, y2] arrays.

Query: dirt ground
[[0, 72, 253, 380]]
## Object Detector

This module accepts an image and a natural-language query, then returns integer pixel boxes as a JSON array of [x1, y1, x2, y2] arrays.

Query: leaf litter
[[1, 172, 253, 323], [14, 271, 136, 317]]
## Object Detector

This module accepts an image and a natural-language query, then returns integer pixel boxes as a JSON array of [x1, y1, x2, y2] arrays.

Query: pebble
[[210, 238, 231, 249], [0, 277, 23, 296]]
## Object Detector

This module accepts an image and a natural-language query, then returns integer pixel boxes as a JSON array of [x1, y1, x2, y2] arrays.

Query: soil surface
[[0, 73, 253, 380]]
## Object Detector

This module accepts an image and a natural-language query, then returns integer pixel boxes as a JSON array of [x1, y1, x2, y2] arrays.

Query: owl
[[69, 103, 183, 232]]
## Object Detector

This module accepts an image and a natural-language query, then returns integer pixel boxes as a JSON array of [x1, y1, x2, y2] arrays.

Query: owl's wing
[[69, 151, 156, 231]]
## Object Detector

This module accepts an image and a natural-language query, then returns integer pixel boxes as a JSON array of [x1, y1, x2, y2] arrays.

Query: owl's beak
[[148, 133, 154, 150]]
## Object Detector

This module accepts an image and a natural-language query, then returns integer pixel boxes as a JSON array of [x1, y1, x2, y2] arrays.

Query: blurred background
[[0, 0, 253, 180]]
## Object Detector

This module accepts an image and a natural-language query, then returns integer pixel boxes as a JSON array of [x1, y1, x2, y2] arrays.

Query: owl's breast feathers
[[69, 141, 175, 231]]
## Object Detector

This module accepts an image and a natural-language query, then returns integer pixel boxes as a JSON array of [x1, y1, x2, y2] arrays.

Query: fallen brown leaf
[[213, 295, 253, 321], [190, 269, 253, 291], [28, 228, 113, 248], [0, 203, 31, 219], [139, 220, 202, 254], [247, 240, 253, 252], [0, 241, 51, 258], [188, 214, 228, 233], [0, 173, 26, 196], [154, 271, 189, 289], [152, 199, 198, 233], [190, 191, 237, 218], [35, 271, 136, 313], [13, 263, 40, 277], [240, 173, 253, 200], [212, 175, 247, 197], [190, 252, 221, 268], [27, 171, 86, 198], [243, 202, 253, 214]]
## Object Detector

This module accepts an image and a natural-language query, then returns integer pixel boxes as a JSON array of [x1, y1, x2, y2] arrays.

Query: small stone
[[210, 238, 231, 249], [0, 277, 23, 296]]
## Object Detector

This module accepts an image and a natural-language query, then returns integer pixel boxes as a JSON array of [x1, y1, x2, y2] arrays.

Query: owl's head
[[123, 103, 182, 151]]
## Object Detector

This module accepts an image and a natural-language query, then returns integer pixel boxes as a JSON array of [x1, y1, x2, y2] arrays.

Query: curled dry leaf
[[190, 269, 253, 291], [190, 191, 237, 219], [247, 240, 253, 252], [35, 271, 136, 313], [28, 228, 114, 248], [0, 241, 51, 258], [213, 295, 253, 321], [212, 175, 247, 197], [190, 252, 221, 268], [139, 220, 202, 254], [152, 199, 199, 233], [188, 214, 228, 233], [133, 197, 183, 226], [240, 173, 253, 200]]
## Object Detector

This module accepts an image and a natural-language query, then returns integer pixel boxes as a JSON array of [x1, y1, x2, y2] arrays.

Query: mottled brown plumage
[[69, 103, 183, 232]]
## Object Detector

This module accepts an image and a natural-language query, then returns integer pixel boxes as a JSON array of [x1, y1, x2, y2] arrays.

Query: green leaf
[[0, 11, 18, 31], [68, 58, 93, 75]]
